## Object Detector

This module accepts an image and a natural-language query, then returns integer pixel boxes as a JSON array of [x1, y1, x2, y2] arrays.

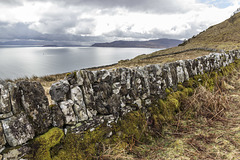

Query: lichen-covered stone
[[71, 86, 88, 122], [1, 113, 35, 147], [0, 122, 6, 152], [50, 104, 65, 128], [15, 81, 51, 135], [7, 83, 18, 115], [50, 80, 70, 102], [2, 145, 31, 160], [0, 112, 13, 120], [59, 100, 77, 125], [0, 84, 11, 114]]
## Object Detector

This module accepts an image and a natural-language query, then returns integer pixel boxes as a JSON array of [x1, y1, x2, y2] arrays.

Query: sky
[[0, 0, 240, 46]]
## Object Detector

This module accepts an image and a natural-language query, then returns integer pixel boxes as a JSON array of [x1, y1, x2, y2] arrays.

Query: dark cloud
[[0, 0, 23, 6], [0, 21, 105, 45], [0, 22, 41, 40], [28, 0, 203, 14]]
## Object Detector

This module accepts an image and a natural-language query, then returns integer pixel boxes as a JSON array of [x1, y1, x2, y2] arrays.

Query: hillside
[[181, 12, 240, 49], [91, 12, 240, 70], [91, 38, 182, 48]]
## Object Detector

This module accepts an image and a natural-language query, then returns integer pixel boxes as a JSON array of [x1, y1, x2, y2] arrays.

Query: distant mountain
[[91, 38, 182, 48]]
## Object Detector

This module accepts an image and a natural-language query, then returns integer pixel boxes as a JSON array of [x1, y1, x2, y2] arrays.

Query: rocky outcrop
[[0, 50, 240, 157]]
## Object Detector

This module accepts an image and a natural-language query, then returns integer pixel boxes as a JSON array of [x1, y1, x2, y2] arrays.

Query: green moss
[[165, 88, 171, 95], [25, 127, 64, 160], [51, 111, 150, 159], [113, 111, 148, 142], [66, 71, 77, 78], [49, 104, 56, 108], [177, 84, 185, 91], [24, 59, 240, 159], [65, 72, 71, 77]]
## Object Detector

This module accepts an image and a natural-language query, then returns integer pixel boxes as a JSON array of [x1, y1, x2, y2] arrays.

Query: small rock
[[50, 104, 65, 128], [71, 86, 88, 122], [133, 99, 142, 109], [50, 80, 70, 102], [2, 145, 31, 160], [1, 113, 35, 147], [107, 131, 113, 138], [2, 148, 21, 160], [0, 112, 13, 120], [59, 100, 77, 125], [0, 122, 6, 152], [0, 84, 11, 114]]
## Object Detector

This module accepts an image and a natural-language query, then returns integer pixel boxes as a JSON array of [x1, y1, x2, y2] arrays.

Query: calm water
[[0, 46, 161, 80]]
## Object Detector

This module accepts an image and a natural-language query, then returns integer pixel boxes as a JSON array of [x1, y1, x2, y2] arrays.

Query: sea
[[0, 46, 161, 80]]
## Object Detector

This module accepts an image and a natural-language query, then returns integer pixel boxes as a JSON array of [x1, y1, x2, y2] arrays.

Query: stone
[[101, 70, 111, 82], [2, 148, 21, 160], [107, 94, 121, 114], [59, 100, 77, 125], [50, 80, 70, 102], [176, 66, 185, 83], [0, 84, 11, 114], [76, 70, 84, 85], [15, 81, 51, 135], [71, 86, 88, 122], [7, 83, 18, 115], [112, 82, 121, 94], [133, 98, 142, 109], [0, 112, 13, 120], [50, 104, 65, 128], [80, 71, 95, 109], [1, 113, 35, 147], [2, 145, 31, 160], [0, 122, 6, 152], [66, 72, 77, 85]]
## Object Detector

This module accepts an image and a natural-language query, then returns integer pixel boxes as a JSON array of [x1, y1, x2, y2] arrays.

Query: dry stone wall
[[49, 50, 240, 133], [0, 50, 240, 159]]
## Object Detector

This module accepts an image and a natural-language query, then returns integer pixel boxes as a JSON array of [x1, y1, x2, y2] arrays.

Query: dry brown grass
[[99, 69, 240, 160], [182, 85, 230, 120]]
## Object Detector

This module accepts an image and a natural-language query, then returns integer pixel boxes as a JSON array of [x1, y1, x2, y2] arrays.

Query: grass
[[3, 12, 240, 159], [98, 64, 240, 160]]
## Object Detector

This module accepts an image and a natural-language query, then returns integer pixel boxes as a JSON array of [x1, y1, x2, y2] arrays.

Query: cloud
[[0, 0, 239, 45], [27, 0, 207, 14], [0, 21, 106, 45], [0, 22, 41, 41], [0, 0, 23, 7]]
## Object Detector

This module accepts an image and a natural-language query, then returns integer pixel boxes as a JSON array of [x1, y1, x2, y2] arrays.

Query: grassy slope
[[93, 12, 240, 70]]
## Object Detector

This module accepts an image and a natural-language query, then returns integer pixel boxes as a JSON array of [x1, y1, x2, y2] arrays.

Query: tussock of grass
[[182, 85, 230, 120]]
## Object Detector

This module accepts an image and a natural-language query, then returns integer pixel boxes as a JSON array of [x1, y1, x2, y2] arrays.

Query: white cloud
[[0, 0, 239, 44]]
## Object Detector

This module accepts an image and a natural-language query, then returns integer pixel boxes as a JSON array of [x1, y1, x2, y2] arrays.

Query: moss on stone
[[25, 127, 64, 160], [23, 59, 240, 159], [50, 111, 150, 159]]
